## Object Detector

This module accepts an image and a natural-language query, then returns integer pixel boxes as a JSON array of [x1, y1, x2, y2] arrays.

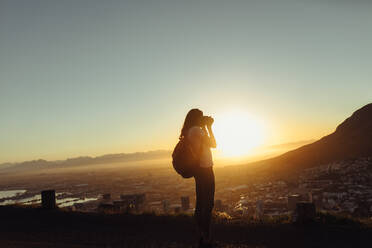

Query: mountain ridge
[[247, 103, 372, 173], [2, 103, 371, 173], [0, 150, 171, 172]]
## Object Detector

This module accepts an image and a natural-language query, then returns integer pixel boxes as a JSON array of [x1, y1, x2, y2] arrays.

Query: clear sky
[[1, 0, 371, 163]]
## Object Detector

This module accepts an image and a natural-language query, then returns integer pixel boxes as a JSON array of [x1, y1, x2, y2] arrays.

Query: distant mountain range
[[249, 103, 372, 173], [0, 150, 171, 172], [2, 103, 371, 174]]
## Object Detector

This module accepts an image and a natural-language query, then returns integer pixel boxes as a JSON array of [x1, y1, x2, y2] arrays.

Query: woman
[[180, 108, 216, 247]]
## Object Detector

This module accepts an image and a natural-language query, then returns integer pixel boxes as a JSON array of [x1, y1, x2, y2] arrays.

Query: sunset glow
[[0, 0, 371, 164], [213, 110, 265, 158]]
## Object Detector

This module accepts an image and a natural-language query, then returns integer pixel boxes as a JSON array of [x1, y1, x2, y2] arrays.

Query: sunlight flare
[[213, 110, 265, 157]]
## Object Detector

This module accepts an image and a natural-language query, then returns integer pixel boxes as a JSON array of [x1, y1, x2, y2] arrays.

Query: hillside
[[0, 206, 371, 248], [249, 103, 372, 173]]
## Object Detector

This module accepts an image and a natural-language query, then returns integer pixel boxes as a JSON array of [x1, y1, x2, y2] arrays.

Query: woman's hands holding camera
[[202, 116, 216, 148], [203, 116, 214, 127]]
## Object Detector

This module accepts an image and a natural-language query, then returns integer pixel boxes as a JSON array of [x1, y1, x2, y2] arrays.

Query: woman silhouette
[[180, 109, 216, 247]]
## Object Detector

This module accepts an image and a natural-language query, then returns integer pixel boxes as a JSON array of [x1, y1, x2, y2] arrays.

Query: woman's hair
[[180, 108, 203, 139]]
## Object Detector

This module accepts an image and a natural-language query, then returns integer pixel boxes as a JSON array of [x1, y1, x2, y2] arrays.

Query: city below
[[1, 157, 371, 220]]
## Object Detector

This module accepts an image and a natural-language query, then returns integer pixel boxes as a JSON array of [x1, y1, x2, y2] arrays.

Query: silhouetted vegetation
[[1, 206, 371, 247]]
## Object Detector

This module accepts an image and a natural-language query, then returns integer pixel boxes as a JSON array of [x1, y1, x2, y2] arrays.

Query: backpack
[[172, 137, 200, 178]]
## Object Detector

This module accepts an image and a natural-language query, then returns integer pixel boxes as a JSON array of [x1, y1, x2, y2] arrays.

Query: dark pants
[[194, 166, 215, 239]]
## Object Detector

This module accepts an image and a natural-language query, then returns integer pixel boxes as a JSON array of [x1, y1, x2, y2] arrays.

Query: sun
[[213, 110, 265, 158]]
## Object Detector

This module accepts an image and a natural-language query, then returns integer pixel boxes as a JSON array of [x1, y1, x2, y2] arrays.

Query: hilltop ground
[[1, 206, 371, 248]]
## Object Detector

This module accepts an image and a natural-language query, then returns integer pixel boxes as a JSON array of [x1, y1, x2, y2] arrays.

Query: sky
[[1, 0, 371, 163]]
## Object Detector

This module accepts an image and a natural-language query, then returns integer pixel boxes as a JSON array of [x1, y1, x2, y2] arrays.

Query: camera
[[202, 116, 214, 126]]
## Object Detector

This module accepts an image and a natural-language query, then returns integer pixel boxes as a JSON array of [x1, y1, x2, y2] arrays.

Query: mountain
[[0, 150, 171, 172], [250, 103, 372, 172]]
